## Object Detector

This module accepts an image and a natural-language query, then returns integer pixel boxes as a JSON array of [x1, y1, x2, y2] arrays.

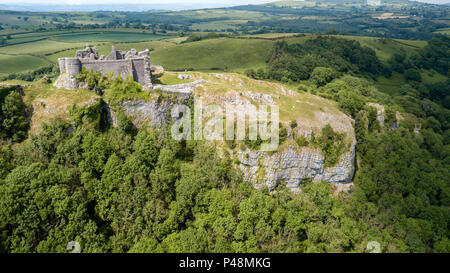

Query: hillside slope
[[22, 71, 356, 191]]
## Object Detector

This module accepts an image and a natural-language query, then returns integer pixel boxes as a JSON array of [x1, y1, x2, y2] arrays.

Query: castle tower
[[58, 58, 67, 74], [143, 53, 153, 90], [65, 58, 82, 76], [107, 46, 120, 60]]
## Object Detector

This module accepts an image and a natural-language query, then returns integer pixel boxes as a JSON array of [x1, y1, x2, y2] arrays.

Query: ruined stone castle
[[56, 45, 152, 90]]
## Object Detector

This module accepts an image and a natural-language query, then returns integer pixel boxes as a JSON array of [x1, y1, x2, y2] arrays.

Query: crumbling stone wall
[[57, 46, 152, 90]]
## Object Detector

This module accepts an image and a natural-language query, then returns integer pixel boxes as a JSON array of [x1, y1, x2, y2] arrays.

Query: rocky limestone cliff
[[237, 143, 355, 192], [367, 102, 385, 127], [115, 95, 356, 191], [53, 73, 81, 90], [117, 97, 187, 128], [50, 72, 357, 191], [110, 77, 356, 191]]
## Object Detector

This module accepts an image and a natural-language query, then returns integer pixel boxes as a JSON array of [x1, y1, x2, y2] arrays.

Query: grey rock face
[[114, 95, 356, 191], [118, 95, 190, 128], [237, 143, 356, 191], [367, 102, 385, 127], [53, 73, 80, 90], [177, 74, 192, 80], [151, 65, 165, 76], [241, 91, 278, 105], [119, 100, 170, 127], [152, 80, 206, 96]]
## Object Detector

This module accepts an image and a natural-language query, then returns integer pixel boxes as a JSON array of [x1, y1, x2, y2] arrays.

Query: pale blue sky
[[0, 0, 449, 5], [0, 0, 267, 4]]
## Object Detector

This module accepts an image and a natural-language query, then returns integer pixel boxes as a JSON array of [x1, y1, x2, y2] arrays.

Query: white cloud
[[415, 0, 450, 3], [65, 0, 82, 5]]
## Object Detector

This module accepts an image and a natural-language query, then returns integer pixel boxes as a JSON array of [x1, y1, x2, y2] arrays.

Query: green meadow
[[151, 38, 274, 72], [53, 32, 170, 43], [0, 54, 50, 76], [0, 40, 86, 55]]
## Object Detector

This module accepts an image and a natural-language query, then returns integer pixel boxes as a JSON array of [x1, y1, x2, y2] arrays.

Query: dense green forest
[[246, 36, 384, 82], [0, 103, 448, 253]]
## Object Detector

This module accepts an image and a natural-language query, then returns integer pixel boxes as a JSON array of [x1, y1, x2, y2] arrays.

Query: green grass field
[[151, 38, 274, 72], [0, 40, 86, 55], [0, 54, 50, 76], [269, 0, 316, 8], [243, 33, 305, 39], [0, 14, 48, 28], [1, 31, 95, 46], [335, 35, 427, 62], [434, 28, 450, 35], [165, 37, 189, 44], [375, 69, 447, 97], [420, 69, 448, 84], [53, 32, 170, 43], [374, 72, 406, 96], [190, 20, 248, 31]]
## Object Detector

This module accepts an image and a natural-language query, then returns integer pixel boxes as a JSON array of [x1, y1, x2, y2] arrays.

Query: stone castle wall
[[56, 46, 152, 90]]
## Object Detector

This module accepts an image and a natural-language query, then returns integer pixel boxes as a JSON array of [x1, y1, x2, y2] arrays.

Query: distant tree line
[[0, 65, 57, 82], [181, 32, 231, 44]]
